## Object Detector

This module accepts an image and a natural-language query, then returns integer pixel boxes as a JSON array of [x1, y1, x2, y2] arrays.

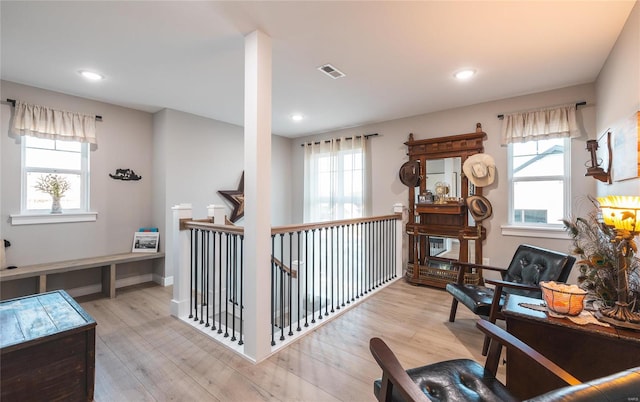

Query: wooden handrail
[[271, 256, 297, 278], [181, 213, 402, 236], [270, 213, 402, 235], [181, 219, 245, 234]]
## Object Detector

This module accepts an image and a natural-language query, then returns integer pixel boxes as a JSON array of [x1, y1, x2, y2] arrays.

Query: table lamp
[[596, 195, 640, 330]]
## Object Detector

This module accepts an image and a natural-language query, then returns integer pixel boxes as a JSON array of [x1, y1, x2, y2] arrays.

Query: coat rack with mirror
[[404, 124, 487, 288]]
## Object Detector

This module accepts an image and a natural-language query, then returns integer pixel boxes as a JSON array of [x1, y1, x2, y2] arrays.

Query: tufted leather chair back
[[501, 245, 576, 298]]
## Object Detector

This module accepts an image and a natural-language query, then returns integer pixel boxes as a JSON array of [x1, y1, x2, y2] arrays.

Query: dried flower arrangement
[[563, 197, 639, 311], [34, 174, 70, 199]]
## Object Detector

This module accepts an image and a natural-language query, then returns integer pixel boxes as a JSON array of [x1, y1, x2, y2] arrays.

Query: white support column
[[171, 204, 193, 318], [394, 203, 405, 278], [243, 30, 272, 362]]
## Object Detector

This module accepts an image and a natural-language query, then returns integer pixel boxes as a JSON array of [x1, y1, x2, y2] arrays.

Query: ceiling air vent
[[318, 63, 346, 79]]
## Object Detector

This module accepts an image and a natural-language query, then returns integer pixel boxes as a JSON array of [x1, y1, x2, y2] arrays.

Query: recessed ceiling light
[[79, 70, 104, 81], [291, 114, 304, 122], [454, 69, 475, 80]]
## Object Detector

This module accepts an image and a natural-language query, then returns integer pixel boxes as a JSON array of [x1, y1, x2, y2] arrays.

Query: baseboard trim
[[154, 274, 173, 287]]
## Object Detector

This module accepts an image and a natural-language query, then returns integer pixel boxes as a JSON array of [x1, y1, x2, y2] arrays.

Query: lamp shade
[[597, 195, 640, 232]]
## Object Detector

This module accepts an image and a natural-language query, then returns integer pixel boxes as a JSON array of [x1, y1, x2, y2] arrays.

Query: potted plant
[[563, 197, 640, 311], [34, 174, 70, 214]]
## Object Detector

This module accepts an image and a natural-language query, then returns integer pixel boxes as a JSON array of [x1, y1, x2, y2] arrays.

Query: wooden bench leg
[[38, 274, 47, 293], [102, 263, 116, 298]]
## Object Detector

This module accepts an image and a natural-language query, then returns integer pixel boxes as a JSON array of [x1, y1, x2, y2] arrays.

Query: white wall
[[595, 0, 640, 196], [293, 83, 597, 276]]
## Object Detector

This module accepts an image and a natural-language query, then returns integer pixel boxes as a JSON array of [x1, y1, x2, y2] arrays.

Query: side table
[[502, 294, 640, 399]]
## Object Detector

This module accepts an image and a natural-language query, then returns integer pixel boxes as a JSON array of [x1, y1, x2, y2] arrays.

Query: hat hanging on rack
[[466, 195, 493, 222], [463, 153, 495, 187], [399, 160, 421, 187]]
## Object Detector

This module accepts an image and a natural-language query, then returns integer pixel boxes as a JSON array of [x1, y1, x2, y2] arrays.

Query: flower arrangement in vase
[[563, 197, 640, 312], [34, 174, 70, 214]]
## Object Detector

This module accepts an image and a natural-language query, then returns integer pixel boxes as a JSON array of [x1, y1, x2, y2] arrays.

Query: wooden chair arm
[[451, 260, 509, 273], [450, 261, 507, 285], [369, 338, 430, 402], [476, 320, 581, 386], [484, 278, 541, 292], [485, 279, 540, 325]]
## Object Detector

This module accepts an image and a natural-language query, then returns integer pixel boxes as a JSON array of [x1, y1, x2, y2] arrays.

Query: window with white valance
[[500, 103, 579, 146], [501, 103, 582, 236], [9, 100, 96, 223], [12, 100, 97, 144]]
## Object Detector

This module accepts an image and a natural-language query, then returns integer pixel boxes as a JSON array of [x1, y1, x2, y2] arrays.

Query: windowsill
[[10, 211, 98, 225], [500, 224, 570, 239]]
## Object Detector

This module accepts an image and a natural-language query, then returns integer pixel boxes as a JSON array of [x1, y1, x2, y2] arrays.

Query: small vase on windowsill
[[51, 197, 62, 214]]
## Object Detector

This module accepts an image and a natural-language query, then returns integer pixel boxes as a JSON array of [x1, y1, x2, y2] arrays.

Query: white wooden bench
[[0, 252, 165, 298]]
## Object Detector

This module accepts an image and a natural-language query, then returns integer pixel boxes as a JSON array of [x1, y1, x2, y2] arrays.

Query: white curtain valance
[[500, 104, 579, 146], [12, 100, 97, 144]]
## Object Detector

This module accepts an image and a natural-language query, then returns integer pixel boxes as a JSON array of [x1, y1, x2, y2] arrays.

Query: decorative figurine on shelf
[[34, 173, 70, 214], [434, 182, 450, 204], [109, 168, 142, 181]]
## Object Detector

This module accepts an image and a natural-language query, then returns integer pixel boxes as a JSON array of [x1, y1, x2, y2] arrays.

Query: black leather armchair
[[370, 320, 640, 402], [445, 244, 575, 354]]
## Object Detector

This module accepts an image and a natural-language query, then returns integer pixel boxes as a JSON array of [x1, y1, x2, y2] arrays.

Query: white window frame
[[11, 136, 96, 225], [502, 138, 571, 239]]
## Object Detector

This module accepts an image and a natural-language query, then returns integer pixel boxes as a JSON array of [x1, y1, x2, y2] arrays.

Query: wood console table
[[1, 290, 96, 401], [502, 294, 640, 399]]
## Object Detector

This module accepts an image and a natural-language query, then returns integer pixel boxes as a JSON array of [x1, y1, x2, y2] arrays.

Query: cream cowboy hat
[[463, 153, 496, 187]]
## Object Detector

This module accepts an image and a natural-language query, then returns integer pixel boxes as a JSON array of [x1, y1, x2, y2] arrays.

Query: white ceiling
[[1, 1, 635, 138]]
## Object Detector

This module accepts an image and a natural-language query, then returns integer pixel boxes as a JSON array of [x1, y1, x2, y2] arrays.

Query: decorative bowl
[[540, 281, 587, 316]]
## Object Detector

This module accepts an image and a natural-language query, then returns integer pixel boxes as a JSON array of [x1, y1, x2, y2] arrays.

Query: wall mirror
[[424, 157, 462, 199]]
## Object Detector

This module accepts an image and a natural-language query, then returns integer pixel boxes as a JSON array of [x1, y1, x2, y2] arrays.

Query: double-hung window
[[501, 104, 580, 235], [508, 137, 570, 226], [22, 136, 89, 213], [10, 100, 97, 224]]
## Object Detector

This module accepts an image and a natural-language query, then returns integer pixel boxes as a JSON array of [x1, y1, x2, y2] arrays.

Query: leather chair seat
[[444, 284, 506, 317], [373, 359, 518, 402]]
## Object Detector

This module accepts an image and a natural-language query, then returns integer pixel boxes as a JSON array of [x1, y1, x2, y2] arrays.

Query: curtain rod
[[4, 98, 103, 121], [497, 101, 586, 120], [300, 133, 378, 147]]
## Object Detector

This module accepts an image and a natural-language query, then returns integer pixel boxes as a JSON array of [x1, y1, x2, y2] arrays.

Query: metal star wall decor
[[218, 172, 244, 223]]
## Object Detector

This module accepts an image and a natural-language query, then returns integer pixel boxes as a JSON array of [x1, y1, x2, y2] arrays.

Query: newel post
[[207, 204, 226, 224], [394, 203, 405, 279], [170, 203, 193, 318]]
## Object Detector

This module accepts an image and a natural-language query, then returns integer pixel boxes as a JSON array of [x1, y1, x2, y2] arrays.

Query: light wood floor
[[78, 279, 502, 402]]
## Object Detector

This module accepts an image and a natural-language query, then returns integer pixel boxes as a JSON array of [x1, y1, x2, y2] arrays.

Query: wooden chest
[[1, 290, 96, 401]]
